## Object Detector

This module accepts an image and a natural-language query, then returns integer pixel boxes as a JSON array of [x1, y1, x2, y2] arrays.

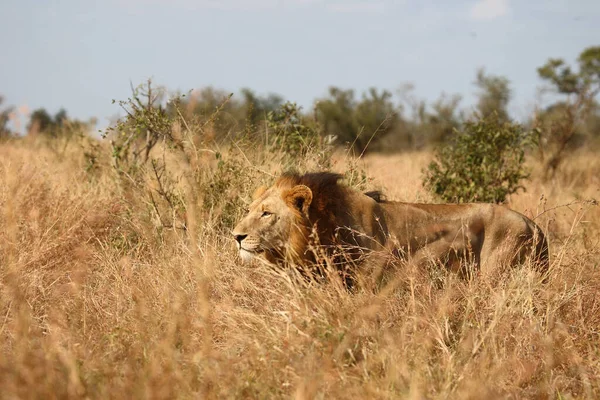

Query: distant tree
[[474, 68, 511, 121], [315, 87, 356, 146], [428, 94, 464, 142], [354, 88, 399, 153], [537, 47, 600, 95], [241, 88, 284, 126], [316, 87, 399, 154], [27, 107, 70, 136], [168, 87, 285, 141], [398, 84, 463, 146], [54, 109, 68, 126], [0, 96, 13, 139], [27, 106, 92, 140], [534, 45, 600, 178], [586, 105, 600, 138], [28, 108, 53, 134]]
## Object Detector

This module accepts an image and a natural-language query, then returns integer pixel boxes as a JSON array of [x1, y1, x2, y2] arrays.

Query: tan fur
[[232, 172, 549, 280]]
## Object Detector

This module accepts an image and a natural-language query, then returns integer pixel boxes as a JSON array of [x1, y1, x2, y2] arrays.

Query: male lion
[[232, 172, 549, 283]]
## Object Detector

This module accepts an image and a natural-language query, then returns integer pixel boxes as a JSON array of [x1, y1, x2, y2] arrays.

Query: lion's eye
[[261, 211, 272, 217]]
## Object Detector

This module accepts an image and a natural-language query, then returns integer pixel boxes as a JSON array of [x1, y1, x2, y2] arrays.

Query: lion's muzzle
[[234, 234, 247, 245]]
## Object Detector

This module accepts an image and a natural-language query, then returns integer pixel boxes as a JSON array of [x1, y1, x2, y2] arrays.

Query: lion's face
[[232, 184, 312, 263]]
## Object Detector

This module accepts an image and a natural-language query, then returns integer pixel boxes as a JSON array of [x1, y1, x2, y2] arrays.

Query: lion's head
[[232, 172, 348, 264], [232, 178, 312, 264]]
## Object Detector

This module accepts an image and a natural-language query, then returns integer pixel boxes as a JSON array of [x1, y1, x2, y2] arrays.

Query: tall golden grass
[[1, 133, 599, 399]]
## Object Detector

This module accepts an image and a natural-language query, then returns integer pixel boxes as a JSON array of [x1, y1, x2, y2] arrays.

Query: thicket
[[424, 113, 533, 203]]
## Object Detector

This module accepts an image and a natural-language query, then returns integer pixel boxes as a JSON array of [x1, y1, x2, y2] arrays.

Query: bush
[[266, 102, 320, 157], [103, 80, 176, 174], [424, 113, 532, 203]]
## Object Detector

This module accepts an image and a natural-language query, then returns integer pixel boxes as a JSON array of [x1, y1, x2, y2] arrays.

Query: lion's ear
[[283, 185, 312, 214], [252, 185, 268, 200]]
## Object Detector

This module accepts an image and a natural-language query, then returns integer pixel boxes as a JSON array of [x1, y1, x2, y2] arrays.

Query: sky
[[1, 0, 599, 132]]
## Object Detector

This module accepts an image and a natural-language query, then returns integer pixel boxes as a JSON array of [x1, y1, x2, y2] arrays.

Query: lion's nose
[[234, 234, 248, 244]]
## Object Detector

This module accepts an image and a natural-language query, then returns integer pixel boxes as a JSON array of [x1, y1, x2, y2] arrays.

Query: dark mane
[[275, 172, 388, 207], [276, 172, 345, 209], [275, 172, 350, 246], [272, 172, 389, 286], [275, 171, 343, 188]]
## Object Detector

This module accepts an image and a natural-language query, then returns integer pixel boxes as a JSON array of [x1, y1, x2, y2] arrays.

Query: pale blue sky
[[1, 0, 599, 131]]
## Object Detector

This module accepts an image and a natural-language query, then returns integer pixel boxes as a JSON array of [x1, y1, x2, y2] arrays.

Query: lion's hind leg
[[480, 227, 548, 282]]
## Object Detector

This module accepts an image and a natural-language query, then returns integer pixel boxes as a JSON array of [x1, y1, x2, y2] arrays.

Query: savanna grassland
[[1, 122, 599, 400]]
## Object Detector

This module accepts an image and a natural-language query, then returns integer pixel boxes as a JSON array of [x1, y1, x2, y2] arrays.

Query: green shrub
[[264, 101, 333, 171], [423, 113, 532, 203], [103, 80, 176, 175], [266, 102, 320, 156]]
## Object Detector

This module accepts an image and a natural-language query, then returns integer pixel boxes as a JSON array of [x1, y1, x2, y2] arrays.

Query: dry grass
[[1, 135, 599, 399]]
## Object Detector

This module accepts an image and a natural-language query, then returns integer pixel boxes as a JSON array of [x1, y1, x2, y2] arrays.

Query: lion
[[232, 172, 549, 284]]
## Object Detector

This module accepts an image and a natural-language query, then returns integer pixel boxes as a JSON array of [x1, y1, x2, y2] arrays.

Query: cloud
[[469, 0, 509, 20]]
